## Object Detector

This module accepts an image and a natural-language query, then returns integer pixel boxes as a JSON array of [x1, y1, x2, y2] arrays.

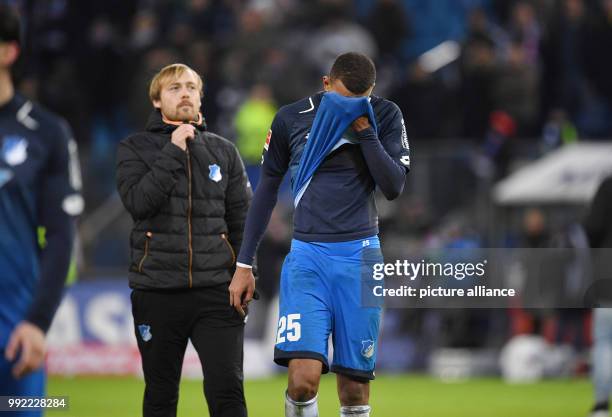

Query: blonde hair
[[148, 63, 203, 103]]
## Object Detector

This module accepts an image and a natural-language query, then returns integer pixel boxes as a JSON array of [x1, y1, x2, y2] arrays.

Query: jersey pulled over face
[[262, 92, 410, 243], [154, 70, 202, 123]]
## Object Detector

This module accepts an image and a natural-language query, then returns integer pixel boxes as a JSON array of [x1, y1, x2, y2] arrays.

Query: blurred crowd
[[12, 0, 612, 156]]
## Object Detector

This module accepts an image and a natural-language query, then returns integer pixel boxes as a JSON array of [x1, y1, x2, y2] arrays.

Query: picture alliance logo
[[372, 259, 489, 281]]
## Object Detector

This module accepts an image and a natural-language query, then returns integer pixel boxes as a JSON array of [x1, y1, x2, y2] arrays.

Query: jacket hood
[[146, 109, 207, 134]]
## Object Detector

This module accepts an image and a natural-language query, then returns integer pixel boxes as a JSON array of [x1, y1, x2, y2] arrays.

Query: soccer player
[[0, 3, 83, 412], [230, 52, 410, 417]]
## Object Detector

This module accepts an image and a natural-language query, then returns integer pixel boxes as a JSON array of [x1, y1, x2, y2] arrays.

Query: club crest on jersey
[[138, 324, 152, 342], [361, 340, 375, 359], [208, 164, 222, 182], [0, 168, 13, 189], [2, 135, 28, 166]]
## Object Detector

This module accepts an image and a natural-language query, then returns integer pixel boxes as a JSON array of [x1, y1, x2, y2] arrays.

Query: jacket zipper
[[186, 148, 193, 288], [138, 232, 152, 273], [221, 233, 236, 265]]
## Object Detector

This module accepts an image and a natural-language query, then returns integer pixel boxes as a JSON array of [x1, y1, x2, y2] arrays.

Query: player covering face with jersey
[[230, 52, 410, 417]]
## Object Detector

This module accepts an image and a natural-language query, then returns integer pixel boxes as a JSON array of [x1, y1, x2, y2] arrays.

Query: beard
[[162, 105, 198, 123], [174, 105, 197, 123]]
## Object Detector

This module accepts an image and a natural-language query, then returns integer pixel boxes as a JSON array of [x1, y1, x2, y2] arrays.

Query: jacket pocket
[[138, 232, 153, 273], [220, 233, 236, 266]]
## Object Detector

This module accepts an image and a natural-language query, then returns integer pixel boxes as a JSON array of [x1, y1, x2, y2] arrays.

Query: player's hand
[[229, 266, 256, 318], [351, 116, 370, 133], [171, 124, 196, 151], [4, 321, 46, 379]]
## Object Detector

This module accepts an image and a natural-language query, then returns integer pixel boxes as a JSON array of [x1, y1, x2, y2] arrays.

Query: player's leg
[[131, 290, 189, 417], [337, 374, 371, 416], [333, 301, 379, 417], [274, 245, 332, 417], [189, 286, 246, 417], [285, 359, 322, 417], [330, 238, 383, 417], [590, 308, 612, 416], [0, 356, 45, 417]]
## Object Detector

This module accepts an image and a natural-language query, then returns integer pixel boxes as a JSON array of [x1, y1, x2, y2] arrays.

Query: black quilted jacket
[[116, 111, 251, 289]]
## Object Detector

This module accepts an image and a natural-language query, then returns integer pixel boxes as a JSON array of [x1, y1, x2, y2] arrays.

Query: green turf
[[47, 374, 592, 417]]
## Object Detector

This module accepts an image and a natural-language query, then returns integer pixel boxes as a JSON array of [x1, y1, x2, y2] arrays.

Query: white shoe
[[589, 410, 609, 417]]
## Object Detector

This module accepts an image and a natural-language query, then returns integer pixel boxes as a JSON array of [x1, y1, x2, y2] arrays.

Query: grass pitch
[[47, 374, 592, 417]]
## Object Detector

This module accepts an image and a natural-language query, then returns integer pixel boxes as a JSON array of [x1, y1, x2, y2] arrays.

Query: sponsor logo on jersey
[[400, 119, 409, 150], [2, 135, 28, 166], [208, 164, 222, 182]]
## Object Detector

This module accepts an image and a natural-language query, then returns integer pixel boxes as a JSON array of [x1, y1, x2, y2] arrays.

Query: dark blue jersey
[[263, 92, 410, 241], [237, 92, 410, 265], [0, 94, 82, 346]]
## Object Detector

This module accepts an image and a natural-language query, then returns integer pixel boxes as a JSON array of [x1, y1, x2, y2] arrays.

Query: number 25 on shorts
[[276, 314, 301, 344]]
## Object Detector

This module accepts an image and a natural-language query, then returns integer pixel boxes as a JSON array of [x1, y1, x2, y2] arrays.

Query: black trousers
[[131, 285, 247, 417]]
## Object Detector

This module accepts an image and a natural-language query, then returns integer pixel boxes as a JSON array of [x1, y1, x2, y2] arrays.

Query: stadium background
[[6, 0, 612, 415]]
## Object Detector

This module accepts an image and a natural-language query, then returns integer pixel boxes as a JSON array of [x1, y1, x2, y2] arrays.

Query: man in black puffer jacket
[[116, 63, 252, 417]]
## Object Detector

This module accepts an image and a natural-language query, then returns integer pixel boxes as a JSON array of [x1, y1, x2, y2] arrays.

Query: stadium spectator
[[577, 0, 612, 137], [365, 0, 409, 59], [460, 31, 497, 139], [493, 39, 539, 137], [540, 0, 585, 128], [507, 1, 541, 66], [306, 8, 377, 75], [234, 83, 277, 164]]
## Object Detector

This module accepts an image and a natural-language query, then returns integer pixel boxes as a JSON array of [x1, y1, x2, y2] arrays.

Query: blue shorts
[[0, 354, 45, 417], [274, 236, 383, 380]]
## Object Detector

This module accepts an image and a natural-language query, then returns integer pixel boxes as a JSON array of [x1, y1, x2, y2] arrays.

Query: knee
[[288, 373, 319, 402], [287, 359, 322, 402], [288, 380, 318, 402], [338, 379, 368, 406]]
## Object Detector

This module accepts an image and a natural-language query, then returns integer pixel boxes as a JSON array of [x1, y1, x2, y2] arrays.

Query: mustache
[[177, 101, 193, 108]]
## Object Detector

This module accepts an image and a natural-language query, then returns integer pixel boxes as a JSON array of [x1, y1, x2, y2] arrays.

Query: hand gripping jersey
[[292, 92, 378, 207]]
